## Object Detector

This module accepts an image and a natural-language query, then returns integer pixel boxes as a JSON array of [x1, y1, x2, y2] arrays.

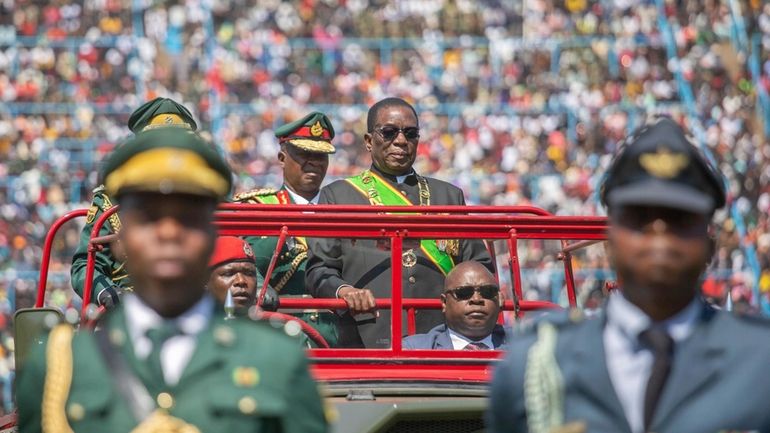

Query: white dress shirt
[[604, 292, 700, 433], [123, 294, 214, 385], [448, 328, 495, 350], [285, 188, 319, 205]]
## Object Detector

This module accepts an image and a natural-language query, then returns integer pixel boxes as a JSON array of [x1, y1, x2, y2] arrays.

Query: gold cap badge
[[310, 121, 323, 137], [639, 147, 689, 179]]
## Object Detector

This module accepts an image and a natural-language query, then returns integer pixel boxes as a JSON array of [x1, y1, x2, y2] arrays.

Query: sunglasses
[[375, 126, 420, 142], [446, 284, 499, 301]]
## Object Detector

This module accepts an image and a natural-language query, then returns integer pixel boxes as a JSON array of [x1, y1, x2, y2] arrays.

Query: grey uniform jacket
[[305, 166, 494, 348], [486, 303, 770, 433], [402, 323, 507, 350]]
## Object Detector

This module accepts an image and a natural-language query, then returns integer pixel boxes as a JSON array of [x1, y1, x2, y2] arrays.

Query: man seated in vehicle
[[18, 127, 328, 433], [403, 261, 506, 350], [207, 235, 281, 316]]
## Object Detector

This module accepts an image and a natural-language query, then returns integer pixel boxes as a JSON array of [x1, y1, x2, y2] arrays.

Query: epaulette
[[232, 188, 277, 203]]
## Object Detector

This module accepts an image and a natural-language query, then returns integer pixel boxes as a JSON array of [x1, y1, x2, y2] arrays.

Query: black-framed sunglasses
[[375, 126, 420, 142], [446, 284, 499, 301]]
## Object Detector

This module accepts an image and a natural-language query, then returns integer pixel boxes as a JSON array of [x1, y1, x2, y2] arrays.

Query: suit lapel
[[434, 326, 453, 349], [175, 313, 230, 390], [652, 306, 723, 428], [569, 317, 632, 433]]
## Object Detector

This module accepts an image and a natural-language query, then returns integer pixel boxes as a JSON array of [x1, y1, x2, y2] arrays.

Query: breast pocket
[[207, 386, 287, 433]]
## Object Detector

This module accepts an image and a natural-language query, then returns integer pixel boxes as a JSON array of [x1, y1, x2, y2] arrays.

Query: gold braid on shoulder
[[524, 322, 564, 433], [273, 249, 307, 292], [42, 325, 75, 433]]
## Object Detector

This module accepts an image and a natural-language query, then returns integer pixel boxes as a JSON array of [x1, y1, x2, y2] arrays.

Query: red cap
[[209, 236, 255, 268]]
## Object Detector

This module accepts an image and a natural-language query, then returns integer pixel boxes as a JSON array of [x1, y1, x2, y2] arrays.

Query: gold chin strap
[[42, 325, 75, 433]]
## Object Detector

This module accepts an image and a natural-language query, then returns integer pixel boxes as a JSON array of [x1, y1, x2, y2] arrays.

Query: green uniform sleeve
[[70, 191, 127, 301], [281, 351, 329, 433]]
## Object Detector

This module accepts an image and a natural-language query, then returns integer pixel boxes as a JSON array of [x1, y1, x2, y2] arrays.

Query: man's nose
[[392, 130, 409, 146], [468, 290, 485, 304], [233, 272, 248, 287]]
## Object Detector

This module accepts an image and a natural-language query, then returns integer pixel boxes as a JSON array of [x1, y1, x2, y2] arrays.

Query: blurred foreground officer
[[403, 261, 506, 350], [70, 97, 197, 308], [487, 118, 770, 433], [19, 128, 328, 433], [233, 112, 338, 346]]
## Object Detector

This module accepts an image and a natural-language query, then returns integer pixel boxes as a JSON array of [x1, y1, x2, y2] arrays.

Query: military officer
[[19, 127, 329, 433], [487, 117, 770, 433], [70, 97, 198, 307], [233, 112, 338, 347], [305, 97, 494, 348]]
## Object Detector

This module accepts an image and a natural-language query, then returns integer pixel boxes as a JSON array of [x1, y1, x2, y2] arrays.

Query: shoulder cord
[[524, 322, 564, 433], [42, 325, 75, 433], [273, 250, 307, 293], [100, 194, 122, 233]]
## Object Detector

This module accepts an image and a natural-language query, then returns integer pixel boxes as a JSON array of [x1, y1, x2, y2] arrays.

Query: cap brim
[[607, 179, 715, 214], [287, 139, 336, 154]]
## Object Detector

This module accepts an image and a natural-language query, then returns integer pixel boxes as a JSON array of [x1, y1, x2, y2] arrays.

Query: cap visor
[[287, 139, 336, 154], [607, 179, 714, 214]]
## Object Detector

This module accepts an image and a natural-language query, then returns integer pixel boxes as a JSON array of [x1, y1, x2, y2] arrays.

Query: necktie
[[464, 342, 490, 350], [146, 321, 180, 384], [639, 327, 674, 431]]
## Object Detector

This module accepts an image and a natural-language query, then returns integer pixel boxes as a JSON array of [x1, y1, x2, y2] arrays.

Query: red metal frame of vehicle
[[34, 204, 607, 384]]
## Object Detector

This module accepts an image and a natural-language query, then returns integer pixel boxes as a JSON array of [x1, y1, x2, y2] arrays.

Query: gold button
[[157, 392, 174, 409], [67, 403, 85, 421], [238, 396, 258, 415], [310, 313, 319, 322], [400, 190, 407, 196], [408, 276, 416, 283]]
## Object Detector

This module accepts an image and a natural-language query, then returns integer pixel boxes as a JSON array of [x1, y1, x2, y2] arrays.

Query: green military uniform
[[17, 305, 328, 433], [233, 112, 338, 347], [20, 127, 329, 433], [70, 97, 198, 303]]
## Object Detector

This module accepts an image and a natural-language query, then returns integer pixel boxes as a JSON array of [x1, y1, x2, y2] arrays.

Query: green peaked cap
[[101, 128, 232, 200], [127, 97, 198, 133], [274, 111, 336, 154]]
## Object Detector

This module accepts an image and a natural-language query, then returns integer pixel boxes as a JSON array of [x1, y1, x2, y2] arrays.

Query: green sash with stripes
[[345, 170, 455, 275]]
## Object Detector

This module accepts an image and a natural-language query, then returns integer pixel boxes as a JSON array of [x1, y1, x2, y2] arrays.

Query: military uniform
[[233, 113, 339, 347], [305, 164, 494, 348], [21, 126, 329, 433], [70, 97, 198, 304], [487, 118, 770, 433], [17, 302, 328, 433]]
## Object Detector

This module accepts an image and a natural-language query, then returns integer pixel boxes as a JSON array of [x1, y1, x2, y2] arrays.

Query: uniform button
[[400, 190, 407, 196], [310, 313, 319, 322], [238, 396, 258, 415], [408, 276, 416, 284], [157, 392, 174, 410], [67, 403, 85, 421]]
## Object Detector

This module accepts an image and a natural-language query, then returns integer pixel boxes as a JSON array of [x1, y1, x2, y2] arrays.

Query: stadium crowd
[[0, 0, 769, 414]]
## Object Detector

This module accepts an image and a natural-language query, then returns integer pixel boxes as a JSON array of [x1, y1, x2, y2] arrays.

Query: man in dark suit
[[487, 117, 770, 433], [306, 97, 494, 348], [19, 128, 328, 433], [403, 261, 506, 350]]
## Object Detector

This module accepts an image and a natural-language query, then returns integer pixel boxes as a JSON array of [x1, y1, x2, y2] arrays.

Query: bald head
[[444, 261, 496, 292], [441, 261, 501, 339]]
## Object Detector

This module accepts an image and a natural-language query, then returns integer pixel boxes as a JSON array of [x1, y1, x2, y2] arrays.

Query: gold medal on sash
[[402, 249, 417, 268]]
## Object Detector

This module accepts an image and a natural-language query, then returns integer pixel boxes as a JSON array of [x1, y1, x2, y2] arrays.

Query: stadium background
[[0, 0, 769, 414]]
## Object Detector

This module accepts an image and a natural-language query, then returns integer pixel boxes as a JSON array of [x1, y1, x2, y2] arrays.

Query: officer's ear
[[364, 132, 373, 152], [440, 293, 448, 313], [277, 147, 287, 167], [706, 223, 717, 266]]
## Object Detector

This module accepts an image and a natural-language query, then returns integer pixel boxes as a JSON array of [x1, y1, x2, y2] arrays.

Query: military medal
[[402, 249, 417, 267]]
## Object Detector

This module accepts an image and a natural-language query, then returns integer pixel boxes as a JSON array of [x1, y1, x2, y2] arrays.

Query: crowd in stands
[[0, 0, 770, 413]]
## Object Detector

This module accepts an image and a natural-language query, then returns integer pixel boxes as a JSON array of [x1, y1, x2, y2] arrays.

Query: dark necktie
[[464, 342, 490, 351], [639, 327, 674, 431], [146, 321, 181, 384]]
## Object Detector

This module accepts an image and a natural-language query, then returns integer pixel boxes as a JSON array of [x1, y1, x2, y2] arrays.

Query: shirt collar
[[284, 186, 319, 205], [606, 291, 701, 345], [370, 164, 416, 185], [447, 327, 495, 350], [124, 293, 214, 341]]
